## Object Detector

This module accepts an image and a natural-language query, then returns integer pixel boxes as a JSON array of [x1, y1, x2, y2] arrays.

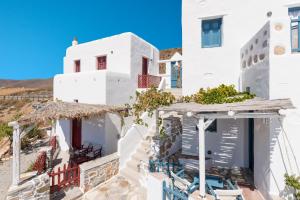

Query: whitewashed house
[[158, 48, 183, 89], [53, 32, 160, 153], [181, 0, 300, 199]]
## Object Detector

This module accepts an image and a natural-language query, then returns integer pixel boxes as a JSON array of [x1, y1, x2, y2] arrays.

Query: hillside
[[0, 78, 53, 89]]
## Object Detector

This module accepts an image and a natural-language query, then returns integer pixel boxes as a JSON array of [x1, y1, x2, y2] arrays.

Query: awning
[[18, 101, 125, 125], [158, 98, 294, 114]]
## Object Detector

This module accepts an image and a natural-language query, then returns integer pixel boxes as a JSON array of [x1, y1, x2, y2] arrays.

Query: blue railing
[[291, 17, 300, 52], [162, 181, 189, 200], [149, 159, 183, 177]]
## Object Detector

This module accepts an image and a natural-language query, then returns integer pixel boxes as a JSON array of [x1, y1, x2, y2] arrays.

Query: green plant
[[125, 87, 175, 126], [285, 174, 300, 199], [184, 84, 255, 104], [26, 126, 42, 139], [26, 161, 35, 173], [0, 123, 13, 141], [12, 112, 23, 121]]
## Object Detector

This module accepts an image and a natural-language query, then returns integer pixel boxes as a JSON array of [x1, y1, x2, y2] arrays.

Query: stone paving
[[0, 139, 49, 200], [82, 175, 146, 200]]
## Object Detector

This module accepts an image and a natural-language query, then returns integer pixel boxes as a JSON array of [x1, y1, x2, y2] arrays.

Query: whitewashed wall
[[55, 119, 71, 151], [183, 1, 300, 199], [130, 34, 159, 89], [55, 32, 159, 106], [182, 0, 300, 96], [241, 22, 270, 99], [268, 18, 300, 199], [54, 71, 131, 106], [64, 33, 131, 74], [55, 114, 121, 155], [182, 116, 248, 168]]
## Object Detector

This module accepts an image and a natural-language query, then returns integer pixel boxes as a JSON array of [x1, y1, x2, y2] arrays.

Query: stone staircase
[[119, 125, 156, 192]]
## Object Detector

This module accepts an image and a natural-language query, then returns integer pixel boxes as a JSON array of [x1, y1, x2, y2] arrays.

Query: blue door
[[171, 62, 182, 88]]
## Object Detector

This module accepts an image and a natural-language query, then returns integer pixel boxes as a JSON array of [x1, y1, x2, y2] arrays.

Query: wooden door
[[72, 119, 82, 149], [142, 57, 148, 75]]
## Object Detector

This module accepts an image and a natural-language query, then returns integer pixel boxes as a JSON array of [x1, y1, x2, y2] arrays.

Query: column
[[198, 118, 206, 198], [9, 121, 20, 186]]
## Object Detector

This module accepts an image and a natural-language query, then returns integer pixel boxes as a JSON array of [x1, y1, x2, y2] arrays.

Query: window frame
[[201, 17, 223, 48], [96, 55, 107, 70]]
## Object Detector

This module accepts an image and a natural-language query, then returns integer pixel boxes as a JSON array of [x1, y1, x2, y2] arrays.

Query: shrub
[[0, 123, 13, 141], [125, 87, 175, 125], [183, 84, 255, 104], [285, 174, 300, 199]]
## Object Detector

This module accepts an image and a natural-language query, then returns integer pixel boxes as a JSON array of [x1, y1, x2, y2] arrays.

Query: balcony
[[138, 74, 161, 88]]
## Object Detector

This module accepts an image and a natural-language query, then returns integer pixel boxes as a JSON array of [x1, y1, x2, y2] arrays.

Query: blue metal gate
[[162, 181, 188, 200]]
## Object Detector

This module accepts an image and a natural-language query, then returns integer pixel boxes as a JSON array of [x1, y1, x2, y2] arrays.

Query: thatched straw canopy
[[18, 101, 125, 125]]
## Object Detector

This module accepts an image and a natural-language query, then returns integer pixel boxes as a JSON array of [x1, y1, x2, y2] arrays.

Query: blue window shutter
[[202, 18, 222, 48]]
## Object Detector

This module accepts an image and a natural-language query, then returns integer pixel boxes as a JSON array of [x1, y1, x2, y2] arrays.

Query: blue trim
[[290, 11, 300, 52], [201, 18, 222, 48]]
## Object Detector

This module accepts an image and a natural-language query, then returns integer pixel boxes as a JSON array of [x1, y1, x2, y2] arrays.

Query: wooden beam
[[196, 112, 282, 119]]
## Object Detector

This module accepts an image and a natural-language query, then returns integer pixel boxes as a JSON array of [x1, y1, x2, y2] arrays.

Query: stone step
[[132, 150, 148, 160], [120, 167, 141, 186], [126, 159, 140, 172]]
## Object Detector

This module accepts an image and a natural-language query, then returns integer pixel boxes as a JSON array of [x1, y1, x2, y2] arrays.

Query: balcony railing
[[138, 74, 161, 88]]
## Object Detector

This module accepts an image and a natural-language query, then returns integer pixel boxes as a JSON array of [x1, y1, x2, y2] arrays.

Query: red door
[[142, 57, 148, 75], [72, 119, 82, 149], [142, 57, 148, 87]]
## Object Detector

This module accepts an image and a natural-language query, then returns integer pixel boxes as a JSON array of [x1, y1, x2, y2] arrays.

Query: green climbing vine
[[285, 174, 300, 199], [182, 84, 255, 104], [125, 87, 175, 126], [124, 85, 255, 138]]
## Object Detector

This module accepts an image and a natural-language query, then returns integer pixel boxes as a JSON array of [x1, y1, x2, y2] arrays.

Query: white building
[[158, 48, 183, 89], [182, 0, 300, 199], [53, 32, 160, 152]]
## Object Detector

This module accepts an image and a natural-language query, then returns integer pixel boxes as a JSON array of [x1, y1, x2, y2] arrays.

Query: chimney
[[72, 37, 78, 46]]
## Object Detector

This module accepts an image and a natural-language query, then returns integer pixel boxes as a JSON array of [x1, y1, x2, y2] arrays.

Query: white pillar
[[8, 121, 20, 186], [198, 118, 206, 198]]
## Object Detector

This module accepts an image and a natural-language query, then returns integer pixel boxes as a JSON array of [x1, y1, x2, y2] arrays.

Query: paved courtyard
[[0, 139, 48, 200], [82, 175, 146, 200]]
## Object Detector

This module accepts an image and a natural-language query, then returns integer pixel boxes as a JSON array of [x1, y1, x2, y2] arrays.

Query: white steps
[[119, 126, 156, 188]]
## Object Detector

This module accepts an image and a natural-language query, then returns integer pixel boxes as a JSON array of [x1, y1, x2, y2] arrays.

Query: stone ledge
[[80, 152, 119, 171]]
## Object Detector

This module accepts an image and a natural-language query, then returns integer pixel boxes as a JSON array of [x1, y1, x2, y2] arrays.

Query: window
[[289, 7, 300, 52], [159, 63, 166, 74], [97, 56, 107, 70], [206, 119, 217, 132], [195, 119, 217, 132], [201, 18, 222, 48], [74, 60, 80, 73]]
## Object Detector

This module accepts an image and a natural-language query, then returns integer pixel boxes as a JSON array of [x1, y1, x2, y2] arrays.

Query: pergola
[[8, 101, 124, 186], [158, 98, 294, 198]]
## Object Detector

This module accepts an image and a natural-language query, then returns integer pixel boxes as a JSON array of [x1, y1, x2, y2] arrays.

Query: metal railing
[[138, 74, 161, 88]]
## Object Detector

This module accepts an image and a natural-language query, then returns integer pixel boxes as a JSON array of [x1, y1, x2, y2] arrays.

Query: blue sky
[[0, 0, 182, 80]]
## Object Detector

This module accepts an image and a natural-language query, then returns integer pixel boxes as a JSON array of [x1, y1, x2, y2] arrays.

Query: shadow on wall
[[182, 117, 242, 168], [182, 116, 199, 156], [269, 118, 300, 199], [212, 120, 240, 168], [105, 113, 122, 155]]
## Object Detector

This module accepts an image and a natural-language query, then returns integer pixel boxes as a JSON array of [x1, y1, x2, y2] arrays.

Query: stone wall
[[6, 173, 50, 200], [80, 152, 119, 192], [153, 116, 182, 159]]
